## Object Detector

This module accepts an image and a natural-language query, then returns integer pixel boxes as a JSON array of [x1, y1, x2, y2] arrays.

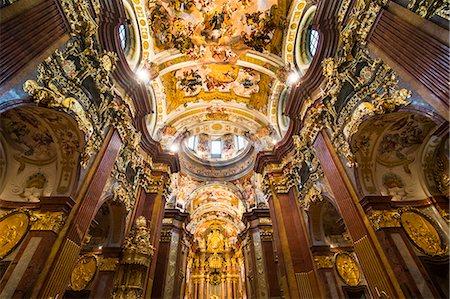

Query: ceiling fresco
[[161, 65, 272, 113], [147, 0, 285, 57], [122, 0, 319, 182], [351, 113, 437, 201], [139, 0, 293, 157]]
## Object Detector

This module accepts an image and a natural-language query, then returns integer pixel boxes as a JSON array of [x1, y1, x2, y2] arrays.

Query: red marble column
[[268, 184, 322, 299], [158, 208, 189, 299], [361, 196, 445, 298], [33, 129, 122, 298], [139, 173, 169, 298], [314, 130, 405, 299], [89, 247, 121, 298], [0, 197, 74, 298]]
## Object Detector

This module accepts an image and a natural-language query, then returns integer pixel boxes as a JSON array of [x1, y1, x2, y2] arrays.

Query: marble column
[[139, 172, 170, 298], [34, 129, 122, 298], [267, 180, 322, 299], [314, 130, 405, 298], [150, 208, 188, 299], [0, 197, 74, 298], [242, 208, 280, 299]]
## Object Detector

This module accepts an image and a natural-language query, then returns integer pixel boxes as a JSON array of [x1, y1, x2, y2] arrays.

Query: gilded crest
[[0, 212, 30, 259], [400, 211, 448, 256], [70, 255, 98, 291], [335, 252, 360, 286]]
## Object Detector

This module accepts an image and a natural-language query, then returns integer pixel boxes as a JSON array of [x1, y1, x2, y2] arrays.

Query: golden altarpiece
[[0, 0, 448, 298]]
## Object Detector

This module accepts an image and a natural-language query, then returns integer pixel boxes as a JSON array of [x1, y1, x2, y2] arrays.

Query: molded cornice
[[97, 0, 180, 172], [254, 0, 341, 173]]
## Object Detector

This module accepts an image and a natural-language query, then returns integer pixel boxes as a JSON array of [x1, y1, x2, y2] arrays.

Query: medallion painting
[[0, 212, 30, 259]]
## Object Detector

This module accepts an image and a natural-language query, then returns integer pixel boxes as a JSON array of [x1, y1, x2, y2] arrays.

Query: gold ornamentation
[[122, 216, 154, 266], [337, 0, 352, 23], [368, 210, 401, 231], [0, 212, 30, 259], [99, 257, 119, 271], [259, 218, 272, 225], [335, 252, 361, 286], [23, 80, 94, 140], [407, 0, 450, 20], [266, 173, 294, 194], [162, 218, 173, 224], [208, 253, 223, 269], [260, 229, 273, 241], [314, 256, 333, 269], [30, 211, 66, 232], [400, 210, 448, 256], [70, 255, 98, 291]]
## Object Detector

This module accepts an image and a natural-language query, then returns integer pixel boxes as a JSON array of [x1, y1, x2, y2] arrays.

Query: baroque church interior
[[0, 0, 449, 298]]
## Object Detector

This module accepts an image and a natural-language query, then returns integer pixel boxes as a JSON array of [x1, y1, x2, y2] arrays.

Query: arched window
[[118, 24, 128, 51], [308, 27, 319, 57], [119, 0, 142, 70]]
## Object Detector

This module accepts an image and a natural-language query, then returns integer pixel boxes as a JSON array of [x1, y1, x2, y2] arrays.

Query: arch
[[84, 198, 128, 250], [350, 110, 448, 201], [307, 196, 351, 247], [0, 105, 84, 203]]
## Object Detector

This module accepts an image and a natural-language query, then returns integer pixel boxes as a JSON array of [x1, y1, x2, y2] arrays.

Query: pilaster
[[314, 130, 405, 299]]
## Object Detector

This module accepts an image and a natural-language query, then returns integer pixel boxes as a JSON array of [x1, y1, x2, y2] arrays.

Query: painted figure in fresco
[[222, 134, 236, 159], [243, 178, 256, 208]]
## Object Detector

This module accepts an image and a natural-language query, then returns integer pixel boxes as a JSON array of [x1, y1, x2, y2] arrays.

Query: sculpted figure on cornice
[[123, 216, 155, 261], [22, 0, 128, 167], [112, 217, 155, 299], [261, 0, 412, 206], [303, 0, 411, 167], [21, 0, 168, 215]]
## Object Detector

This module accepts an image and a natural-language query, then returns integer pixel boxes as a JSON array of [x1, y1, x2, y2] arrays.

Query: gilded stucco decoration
[[406, 0, 449, 20], [112, 216, 155, 299], [270, 0, 411, 175], [399, 210, 448, 256], [122, 216, 155, 265], [0, 211, 30, 259], [335, 252, 361, 287], [22, 0, 147, 174], [30, 211, 66, 233], [368, 210, 401, 231], [99, 257, 120, 271], [70, 254, 98, 291], [314, 255, 333, 269]]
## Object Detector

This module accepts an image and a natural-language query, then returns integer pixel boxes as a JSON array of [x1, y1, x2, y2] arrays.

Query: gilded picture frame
[[0, 211, 30, 260]]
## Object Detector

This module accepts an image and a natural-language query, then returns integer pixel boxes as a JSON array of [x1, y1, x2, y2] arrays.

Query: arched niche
[[351, 111, 448, 201], [83, 198, 128, 250], [63, 198, 127, 299], [308, 197, 351, 247], [0, 106, 84, 203]]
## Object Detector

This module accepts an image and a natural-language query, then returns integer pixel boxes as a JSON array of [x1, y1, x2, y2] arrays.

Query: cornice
[[254, 0, 340, 173], [97, 0, 180, 172]]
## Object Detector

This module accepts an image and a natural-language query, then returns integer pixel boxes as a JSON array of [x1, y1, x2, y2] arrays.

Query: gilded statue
[[207, 229, 225, 252]]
